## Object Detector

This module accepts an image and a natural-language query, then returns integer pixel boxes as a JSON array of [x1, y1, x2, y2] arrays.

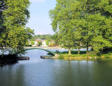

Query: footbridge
[[24, 47, 55, 56]]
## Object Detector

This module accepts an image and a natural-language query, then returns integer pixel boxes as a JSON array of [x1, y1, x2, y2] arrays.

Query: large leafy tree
[[0, 0, 34, 55], [50, 0, 112, 55], [50, 0, 78, 55], [84, 0, 112, 54], [0, 0, 6, 47]]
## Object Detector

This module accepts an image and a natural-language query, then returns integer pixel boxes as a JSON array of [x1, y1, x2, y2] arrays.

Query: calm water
[[0, 49, 112, 86]]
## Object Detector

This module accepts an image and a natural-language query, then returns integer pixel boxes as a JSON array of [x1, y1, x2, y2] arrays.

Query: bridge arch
[[24, 48, 55, 56]]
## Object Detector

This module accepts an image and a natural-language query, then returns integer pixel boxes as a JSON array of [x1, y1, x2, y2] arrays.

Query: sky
[[27, 0, 56, 35]]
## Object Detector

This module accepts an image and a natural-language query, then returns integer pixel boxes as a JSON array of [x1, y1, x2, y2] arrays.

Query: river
[[0, 49, 112, 86]]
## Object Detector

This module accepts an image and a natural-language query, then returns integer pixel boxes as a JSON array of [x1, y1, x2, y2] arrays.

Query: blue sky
[[27, 0, 56, 35]]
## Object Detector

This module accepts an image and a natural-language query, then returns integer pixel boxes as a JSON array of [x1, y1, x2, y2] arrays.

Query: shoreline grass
[[55, 51, 112, 62]]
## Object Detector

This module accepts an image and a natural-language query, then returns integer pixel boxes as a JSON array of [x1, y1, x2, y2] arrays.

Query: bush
[[58, 55, 64, 59]]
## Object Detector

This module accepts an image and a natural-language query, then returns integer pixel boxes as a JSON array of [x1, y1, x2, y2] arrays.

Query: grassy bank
[[58, 54, 96, 61], [55, 51, 112, 61]]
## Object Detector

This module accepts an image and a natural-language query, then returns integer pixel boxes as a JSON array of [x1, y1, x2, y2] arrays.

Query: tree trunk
[[78, 48, 80, 54], [68, 49, 71, 55], [86, 42, 89, 54], [86, 42, 89, 60], [78, 41, 81, 54], [1, 46, 5, 56]]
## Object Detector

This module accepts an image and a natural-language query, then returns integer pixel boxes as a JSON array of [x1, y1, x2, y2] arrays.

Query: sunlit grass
[[57, 51, 112, 61]]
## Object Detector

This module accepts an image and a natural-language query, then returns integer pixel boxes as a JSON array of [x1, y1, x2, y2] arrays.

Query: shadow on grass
[[56, 51, 87, 54]]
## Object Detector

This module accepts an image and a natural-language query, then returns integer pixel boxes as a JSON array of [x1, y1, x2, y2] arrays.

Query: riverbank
[[44, 50, 112, 62], [57, 51, 112, 62], [57, 54, 111, 60]]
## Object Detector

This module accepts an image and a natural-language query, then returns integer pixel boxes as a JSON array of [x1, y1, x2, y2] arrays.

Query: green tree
[[38, 41, 42, 46], [84, 0, 112, 54], [50, 0, 78, 55], [0, 0, 34, 55], [50, 0, 112, 55], [31, 41, 35, 46]]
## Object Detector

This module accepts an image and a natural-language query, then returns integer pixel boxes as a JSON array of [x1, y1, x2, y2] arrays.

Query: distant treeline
[[32, 34, 54, 40]]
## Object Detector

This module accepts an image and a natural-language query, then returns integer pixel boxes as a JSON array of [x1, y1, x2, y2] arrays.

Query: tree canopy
[[50, 0, 112, 55], [0, 0, 34, 55]]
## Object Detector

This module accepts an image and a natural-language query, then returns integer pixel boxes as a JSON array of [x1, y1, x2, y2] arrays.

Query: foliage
[[50, 0, 112, 55], [38, 41, 42, 46], [46, 40, 49, 46], [0, 0, 34, 55], [32, 34, 53, 40], [31, 41, 35, 45]]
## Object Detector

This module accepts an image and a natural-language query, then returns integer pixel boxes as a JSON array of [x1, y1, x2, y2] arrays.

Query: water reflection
[[49, 61, 94, 86], [0, 50, 112, 86], [93, 63, 112, 86], [0, 59, 18, 67], [0, 65, 25, 86]]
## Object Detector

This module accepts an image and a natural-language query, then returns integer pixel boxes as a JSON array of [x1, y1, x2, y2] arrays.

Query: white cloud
[[30, 0, 46, 3]]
